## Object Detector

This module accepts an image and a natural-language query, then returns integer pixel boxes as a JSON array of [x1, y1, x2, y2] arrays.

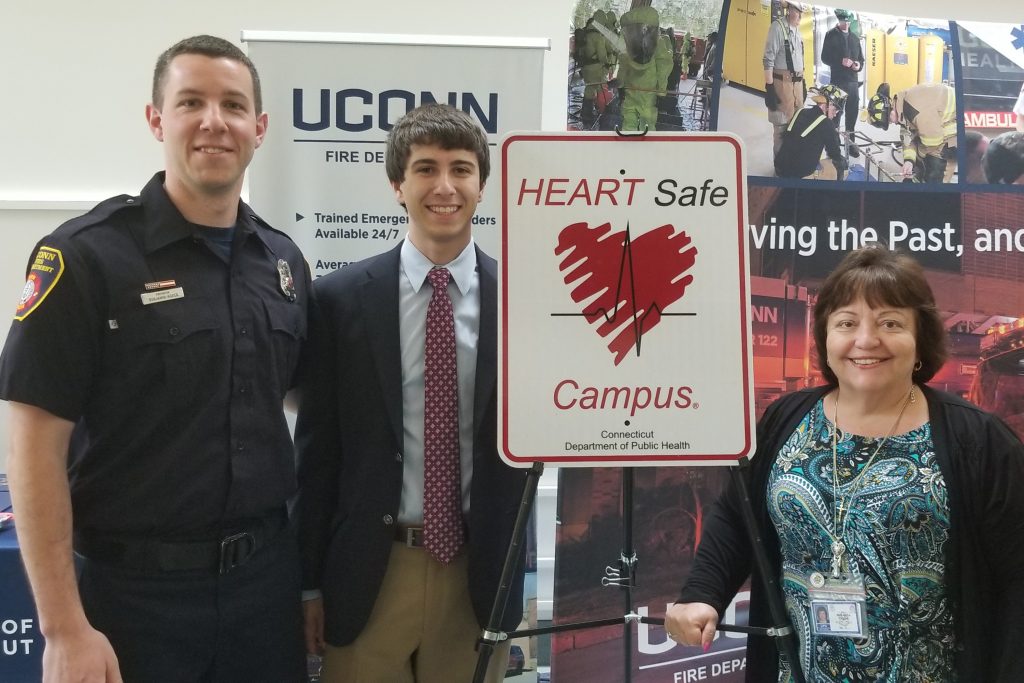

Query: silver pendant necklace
[[829, 384, 915, 577]]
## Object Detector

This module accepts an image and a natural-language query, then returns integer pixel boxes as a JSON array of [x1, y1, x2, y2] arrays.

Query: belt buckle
[[405, 527, 424, 548], [219, 532, 255, 574]]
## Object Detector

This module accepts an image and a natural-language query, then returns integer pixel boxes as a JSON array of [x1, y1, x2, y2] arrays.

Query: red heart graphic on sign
[[555, 222, 697, 365]]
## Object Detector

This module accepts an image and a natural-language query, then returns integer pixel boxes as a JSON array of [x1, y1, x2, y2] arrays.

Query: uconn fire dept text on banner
[[243, 31, 547, 272]]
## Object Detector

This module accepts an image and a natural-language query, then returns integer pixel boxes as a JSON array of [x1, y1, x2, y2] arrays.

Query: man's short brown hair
[[385, 104, 490, 185], [152, 35, 262, 113]]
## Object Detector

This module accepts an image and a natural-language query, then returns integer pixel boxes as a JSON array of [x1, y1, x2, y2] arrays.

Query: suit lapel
[[473, 246, 497, 441], [360, 243, 404, 450]]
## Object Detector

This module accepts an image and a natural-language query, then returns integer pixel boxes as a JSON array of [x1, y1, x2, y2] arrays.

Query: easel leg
[[621, 467, 636, 682], [730, 457, 806, 683], [472, 462, 543, 683]]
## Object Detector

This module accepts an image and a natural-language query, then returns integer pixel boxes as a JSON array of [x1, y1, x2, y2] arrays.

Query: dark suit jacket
[[295, 241, 528, 646]]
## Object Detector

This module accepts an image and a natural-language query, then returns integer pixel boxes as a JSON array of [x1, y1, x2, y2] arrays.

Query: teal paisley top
[[767, 399, 956, 682]]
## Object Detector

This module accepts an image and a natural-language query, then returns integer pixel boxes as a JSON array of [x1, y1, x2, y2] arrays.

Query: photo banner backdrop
[[243, 31, 548, 274], [556, 3, 1024, 681]]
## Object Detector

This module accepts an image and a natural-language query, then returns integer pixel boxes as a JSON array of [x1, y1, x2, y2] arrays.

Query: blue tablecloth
[[0, 474, 44, 682]]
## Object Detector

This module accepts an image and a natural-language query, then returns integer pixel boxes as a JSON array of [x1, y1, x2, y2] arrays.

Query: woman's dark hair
[[812, 246, 947, 385]]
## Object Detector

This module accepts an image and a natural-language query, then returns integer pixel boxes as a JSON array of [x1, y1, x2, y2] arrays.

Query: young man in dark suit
[[296, 103, 527, 683]]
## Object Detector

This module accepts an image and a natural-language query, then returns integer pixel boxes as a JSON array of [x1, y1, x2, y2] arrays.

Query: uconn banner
[[243, 31, 547, 274]]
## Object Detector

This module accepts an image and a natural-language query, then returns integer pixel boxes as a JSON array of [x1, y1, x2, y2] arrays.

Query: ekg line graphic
[[552, 223, 696, 360]]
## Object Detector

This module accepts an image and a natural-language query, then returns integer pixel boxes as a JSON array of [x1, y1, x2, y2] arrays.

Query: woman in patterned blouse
[[664, 246, 1024, 682]]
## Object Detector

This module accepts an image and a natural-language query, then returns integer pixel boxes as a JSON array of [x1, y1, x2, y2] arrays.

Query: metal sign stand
[[471, 458, 805, 683], [489, 126, 799, 681], [471, 462, 544, 681]]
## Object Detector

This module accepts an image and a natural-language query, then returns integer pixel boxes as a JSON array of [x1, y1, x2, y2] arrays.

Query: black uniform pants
[[835, 79, 859, 133], [78, 524, 305, 683]]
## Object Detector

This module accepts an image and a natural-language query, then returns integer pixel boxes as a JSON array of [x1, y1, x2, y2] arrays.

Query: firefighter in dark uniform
[[658, 27, 684, 116], [775, 84, 849, 180], [0, 36, 309, 682], [820, 9, 864, 157]]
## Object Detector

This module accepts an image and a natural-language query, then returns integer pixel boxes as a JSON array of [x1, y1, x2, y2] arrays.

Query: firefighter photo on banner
[[553, 9, 1024, 682], [717, 3, 956, 183], [957, 22, 1024, 185], [568, 0, 725, 133]]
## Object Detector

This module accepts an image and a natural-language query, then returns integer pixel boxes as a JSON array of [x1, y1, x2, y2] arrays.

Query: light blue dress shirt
[[397, 239, 480, 524]]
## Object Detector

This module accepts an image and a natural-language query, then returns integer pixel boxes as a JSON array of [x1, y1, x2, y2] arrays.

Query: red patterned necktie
[[423, 267, 464, 564]]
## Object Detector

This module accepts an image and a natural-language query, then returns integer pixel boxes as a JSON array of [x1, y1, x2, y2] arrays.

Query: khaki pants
[[321, 543, 510, 683], [770, 76, 805, 156]]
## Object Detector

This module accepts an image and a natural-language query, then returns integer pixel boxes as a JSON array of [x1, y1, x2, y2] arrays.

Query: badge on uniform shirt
[[140, 287, 185, 306], [139, 278, 184, 306], [14, 246, 65, 321], [277, 259, 296, 301]]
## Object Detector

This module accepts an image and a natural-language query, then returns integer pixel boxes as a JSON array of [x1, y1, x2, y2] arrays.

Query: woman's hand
[[664, 602, 719, 652]]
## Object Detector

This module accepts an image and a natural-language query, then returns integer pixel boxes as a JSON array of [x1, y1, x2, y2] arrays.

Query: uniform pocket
[[263, 298, 306, 390], [103, 298, 221, 408]]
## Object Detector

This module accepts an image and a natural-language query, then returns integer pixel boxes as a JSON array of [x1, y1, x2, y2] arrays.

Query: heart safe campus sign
[[499, 133, 755, 466]]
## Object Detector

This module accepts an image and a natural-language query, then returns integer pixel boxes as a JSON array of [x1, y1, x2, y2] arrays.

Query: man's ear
[[255, 112, 269, 149], [146, 104, 164, 142], [391, 180, 405, 206]]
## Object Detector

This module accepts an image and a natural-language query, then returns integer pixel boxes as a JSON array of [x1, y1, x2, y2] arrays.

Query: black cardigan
[[678, 385, 1024, 681]]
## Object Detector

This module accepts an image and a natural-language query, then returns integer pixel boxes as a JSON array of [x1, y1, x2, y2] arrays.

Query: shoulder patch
[[15, 246, 65, 320]]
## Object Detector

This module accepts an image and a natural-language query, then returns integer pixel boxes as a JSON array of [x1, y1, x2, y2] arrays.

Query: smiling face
[[825, 297, 918, 400], [146, 53, 267, 207], [392, 143, 483, 264]]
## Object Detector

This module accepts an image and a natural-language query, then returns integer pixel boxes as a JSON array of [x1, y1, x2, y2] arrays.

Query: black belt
[[773, 70, 803, 80], [394, 522, 469, 549], [74, 509, 288, 575], [395, 525, 426, 548]]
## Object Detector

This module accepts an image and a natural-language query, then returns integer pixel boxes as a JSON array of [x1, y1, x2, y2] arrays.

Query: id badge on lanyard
[[807, 570, 868, 639]]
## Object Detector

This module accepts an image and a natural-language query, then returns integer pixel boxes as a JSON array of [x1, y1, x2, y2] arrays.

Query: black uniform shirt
[[0, 172, 310, 537], [774, 106, 845, 178]]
